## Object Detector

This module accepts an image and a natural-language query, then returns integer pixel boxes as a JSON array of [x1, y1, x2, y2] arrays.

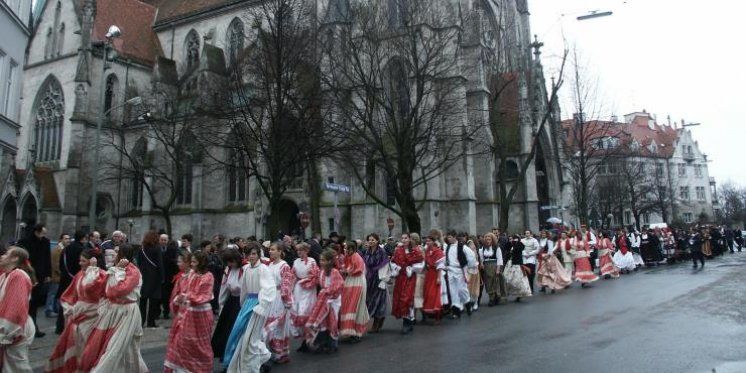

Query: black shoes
[[401, 319, 414, 334]]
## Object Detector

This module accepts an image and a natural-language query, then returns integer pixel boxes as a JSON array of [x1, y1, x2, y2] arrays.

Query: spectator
[[46, 233, 69, 319], [17, 223, 51, 338], [136, 231, 165, 328], [160, 234, 179, 320], [181, 234, 194, 253]]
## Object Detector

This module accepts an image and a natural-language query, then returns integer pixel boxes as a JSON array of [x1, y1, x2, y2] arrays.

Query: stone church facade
[[5, 0, 566, 243]]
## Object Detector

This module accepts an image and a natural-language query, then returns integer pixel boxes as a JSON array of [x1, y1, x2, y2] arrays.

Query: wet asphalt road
[[36, 253, 746, 373]]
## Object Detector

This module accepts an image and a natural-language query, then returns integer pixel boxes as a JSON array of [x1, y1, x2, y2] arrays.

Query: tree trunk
[[267, 197, 283, 240], [163, 210, 173, 239], [306, 159, 322, 235], [499, 201, 510, 232]]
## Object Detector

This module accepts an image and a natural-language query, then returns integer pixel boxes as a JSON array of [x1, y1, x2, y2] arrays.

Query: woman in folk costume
[[478, 233, 505, 306], [613, 229, 636, 274], [46, 249, 107, 373], [597, 231, 620, 279], [570, 230, 599, 287], [362, 233, 389, 333], [442, 232, 478, 317], [164, 251, 215, 373], [503, 235, 532, 302], [339, 241, 370, 342], [536, 231, 572, 293], [290, 243, 318, 351], [556, 231, 574, 274], [211, 249, 243, 362], [224, 246, 273, 372], [304, 249, 344, 353], [391, 233, 425, 334], [465, 236, 482, 311], [263, 242, 295, 364], [164, 251, 191, 365], [422, 236, 445, 322], [412, 237, 427, 323], [79, 244, 148, 372], [0, 247, 36, 373]]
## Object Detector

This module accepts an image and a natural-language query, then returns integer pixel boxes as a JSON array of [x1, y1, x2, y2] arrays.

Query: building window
[[185, 30, 200, 70], [227, 18, 245, 65], [3, 60, 16, 119], [643, 213, 650, 224], [679, 186, 690, 201], [624, 211, 631, 225], [104, 74, 118, 118], [176, 157, 194, 205], [385, 170, 396, 206], [56, 23, 65, 56], [678, 163, 686, 176], [683, 212, 693, 223], [45, 28, 53, 59], [694, 164, 703, 178], [129, 138, 146, 209], [656, 162, 663, 178], [696, 186, 706, 201], [227, 146, 249, 203], [33, 76, 64, 162], [328, 218, 335, 233]]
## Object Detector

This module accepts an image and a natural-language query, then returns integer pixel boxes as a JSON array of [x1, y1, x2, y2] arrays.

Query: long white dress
[[441, 243, 477, 310], [227, 263, 275, 373], [290, 257, 318, 337]]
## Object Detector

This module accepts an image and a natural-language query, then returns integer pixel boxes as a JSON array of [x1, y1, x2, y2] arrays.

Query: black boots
[[370, 317, 384, 333], [465, 302, 473, 316], [401, 318, 414, 334]]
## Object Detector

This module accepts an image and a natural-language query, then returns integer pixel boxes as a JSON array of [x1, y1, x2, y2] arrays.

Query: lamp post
[[88, 25, 121, 232]]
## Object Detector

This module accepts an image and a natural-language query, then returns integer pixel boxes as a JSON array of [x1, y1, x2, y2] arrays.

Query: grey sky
[[530, 0, 745, 185]]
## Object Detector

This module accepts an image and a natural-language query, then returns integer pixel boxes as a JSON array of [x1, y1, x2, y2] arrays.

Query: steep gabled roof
[[93, 0, 164, 65], [144, 0, 247, 25]]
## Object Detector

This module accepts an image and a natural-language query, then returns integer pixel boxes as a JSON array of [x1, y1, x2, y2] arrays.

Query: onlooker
[[136, 231, 165, 328], [17, 223, 51, 338], [180, 234, 193, 253], [46, 233, 69, 319], [160, 234, 179, 320]]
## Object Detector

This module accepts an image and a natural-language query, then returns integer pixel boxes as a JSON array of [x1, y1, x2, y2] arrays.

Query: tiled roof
[[93, 0, 163, 65], [144, 0, 246, 25], [561, 113, 680, 158]]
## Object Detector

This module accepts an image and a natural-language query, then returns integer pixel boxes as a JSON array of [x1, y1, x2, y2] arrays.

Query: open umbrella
[[546, 217, 562, 224]]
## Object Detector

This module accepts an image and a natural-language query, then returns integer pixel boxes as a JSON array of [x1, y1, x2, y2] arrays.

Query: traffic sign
[[324, 183, 351, 193]]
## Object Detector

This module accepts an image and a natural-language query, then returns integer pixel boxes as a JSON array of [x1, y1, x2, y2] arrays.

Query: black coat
[[509, 241, 525, 265], [161, 245, 180, 283], [136, 246, 165, 299], [17, 234, 52, 280], [306, 239, 322, 263]]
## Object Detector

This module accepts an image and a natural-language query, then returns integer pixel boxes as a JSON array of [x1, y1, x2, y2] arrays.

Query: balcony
[[709, 177, 716, 185], [683, 152, 695, 162]]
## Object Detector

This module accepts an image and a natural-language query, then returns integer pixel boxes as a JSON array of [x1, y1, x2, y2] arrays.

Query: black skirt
[[211, 295, 241, 359]]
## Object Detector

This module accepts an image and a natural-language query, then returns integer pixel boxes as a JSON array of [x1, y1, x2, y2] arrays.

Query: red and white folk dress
[[0, 268, 34, 373], [46, 266, 107, 373], [164, 271, 215, 373], [264, 260, 294, 362], [304, 268, 344, 345], [339, 252, 370, 338], [291, 257, 318, 337], [571, 237, 599, 284], [597, 238, 620, 278], [79, 263, 148, 372]]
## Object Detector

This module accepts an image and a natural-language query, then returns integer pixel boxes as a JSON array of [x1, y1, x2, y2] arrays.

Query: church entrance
[[1, 198, 17, 243], [20, 194, 38, 239], [276, 199, 301, 238]]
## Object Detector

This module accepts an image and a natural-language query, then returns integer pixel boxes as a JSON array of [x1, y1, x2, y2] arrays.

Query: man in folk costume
[[390, 233, 424, 334], [442, 231, 477, 319], [627, 228, 645, 267]]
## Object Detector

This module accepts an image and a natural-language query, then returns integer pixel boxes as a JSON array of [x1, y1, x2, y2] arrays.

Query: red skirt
[[599, 252, 620, 278], [573, 257, 599, 283], [422, 268, 442, 315], [391, 273, 417, 319], [339, 274, 369, 337], [164, 304, 214, 372]]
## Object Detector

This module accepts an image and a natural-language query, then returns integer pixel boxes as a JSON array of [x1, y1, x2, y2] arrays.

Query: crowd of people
[[0, 222, 741, 372]]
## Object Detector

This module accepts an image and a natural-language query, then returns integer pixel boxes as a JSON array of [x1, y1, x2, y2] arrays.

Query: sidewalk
[[30, 310, 173, 371]]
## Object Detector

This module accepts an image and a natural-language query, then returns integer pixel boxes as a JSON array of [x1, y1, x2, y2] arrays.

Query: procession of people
[[0, 222, 740, 372]]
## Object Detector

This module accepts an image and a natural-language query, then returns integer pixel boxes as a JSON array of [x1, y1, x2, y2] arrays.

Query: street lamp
[[88, 25, 121, 232]]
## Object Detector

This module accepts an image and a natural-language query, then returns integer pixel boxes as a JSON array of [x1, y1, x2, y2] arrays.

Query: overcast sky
[[530, 0, 745, 185]]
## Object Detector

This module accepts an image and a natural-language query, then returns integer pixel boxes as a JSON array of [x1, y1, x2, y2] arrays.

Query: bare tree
[[615, 157, 657, 231], [592, 173, 627, 229], [101, 98, 217, 237], [321, 0, 478, 233], [561, 50, 624, 225], [718, 182, 746, 227], [203, 0, 331, 237]]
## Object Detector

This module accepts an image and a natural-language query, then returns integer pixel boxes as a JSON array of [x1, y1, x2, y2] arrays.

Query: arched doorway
[[21, 194, 38, 239], [535, 144, 551, 226], [276, 199, 301, 238], [1, 197, 17, 243]]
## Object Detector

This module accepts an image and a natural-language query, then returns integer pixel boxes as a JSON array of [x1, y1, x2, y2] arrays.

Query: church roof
[[93, 0, 164, 65], [143, 0, 247, 25]]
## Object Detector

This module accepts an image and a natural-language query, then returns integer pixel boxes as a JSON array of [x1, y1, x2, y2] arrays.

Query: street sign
[[540, 205, 567, 211], [324, 183, 350, 193]]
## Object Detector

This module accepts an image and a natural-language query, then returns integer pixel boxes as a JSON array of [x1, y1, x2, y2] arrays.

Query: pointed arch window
[[227, 18, 245, 65], [129, 137, 146, 209], [56, 23, 65, 56], [33, 77, 64, 162], [104, 74, 119, 119], [226, 139, 250, 203], [387, 60, 410, 123], [185, 30, 200, 70]]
